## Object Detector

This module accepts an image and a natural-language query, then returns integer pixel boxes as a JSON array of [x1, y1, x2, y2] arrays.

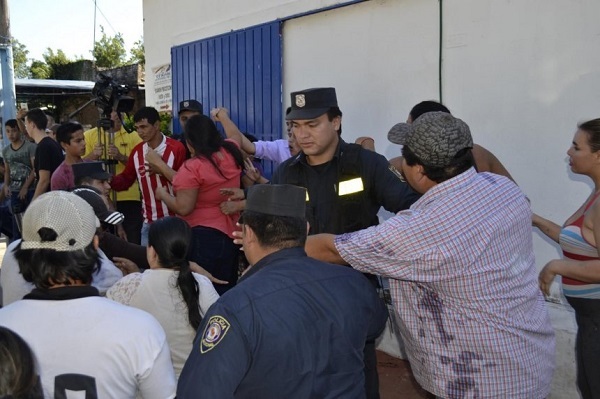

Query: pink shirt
[[173, 142, 242, 237], [51, 159, 85, 191]]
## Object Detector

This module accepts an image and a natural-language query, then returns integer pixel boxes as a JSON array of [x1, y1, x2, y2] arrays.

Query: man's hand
[[189, 261, 229, 285], [91, 143, 104, 160], [219, 187, 245, 200], [539, 260, 559, 296], [113, 256, 140, 275], [108, 144, 126, 163], [116, 224, 128, 241], [2, 184, 11, 199], [16, 108, 27, 120], [18, 186, 28, 200], [220, 199, 245, 215]]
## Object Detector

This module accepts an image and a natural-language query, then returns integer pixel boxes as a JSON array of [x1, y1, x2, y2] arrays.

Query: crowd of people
[[0, 86, 596, 398]]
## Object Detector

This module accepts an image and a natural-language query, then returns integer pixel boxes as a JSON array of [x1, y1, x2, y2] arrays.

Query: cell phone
[[19, 102, 28, 111]]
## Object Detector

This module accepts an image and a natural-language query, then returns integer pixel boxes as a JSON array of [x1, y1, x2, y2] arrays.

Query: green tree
[[42, 48, 72, 79], [30, 60, 51, 79], [129, 38, 145, 66], [93, 26, 126, 69], [11, 38, 30, 78]]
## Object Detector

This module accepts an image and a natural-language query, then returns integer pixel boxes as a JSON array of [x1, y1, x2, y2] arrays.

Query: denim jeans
[[9, 188, 34, 242], [140, 222, 150, 247], [188, 225, 239, 295]]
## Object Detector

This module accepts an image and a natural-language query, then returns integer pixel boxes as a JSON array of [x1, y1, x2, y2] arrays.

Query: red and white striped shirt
[[111, 134, 187, 223]]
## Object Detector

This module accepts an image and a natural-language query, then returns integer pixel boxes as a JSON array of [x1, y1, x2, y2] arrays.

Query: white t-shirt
[[0, 296, 176, 398], [107, 269, 219, 377], [0, 239, 122, 306]]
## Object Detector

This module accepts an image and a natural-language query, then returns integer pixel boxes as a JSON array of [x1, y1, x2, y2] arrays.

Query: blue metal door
[[172, 21, 283, 177]]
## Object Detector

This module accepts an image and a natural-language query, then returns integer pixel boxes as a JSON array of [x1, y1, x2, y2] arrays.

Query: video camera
[[92, 74, 135, 116]]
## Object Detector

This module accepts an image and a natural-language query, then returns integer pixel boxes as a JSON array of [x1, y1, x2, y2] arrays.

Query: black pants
[[117, 200, 143, 245], [567, 296, 600, 399], [364, 340, 380, 399]]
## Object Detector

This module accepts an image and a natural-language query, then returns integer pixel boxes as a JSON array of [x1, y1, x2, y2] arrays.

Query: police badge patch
[[295, 94, 306, 108], [200, 315, 231, 354]]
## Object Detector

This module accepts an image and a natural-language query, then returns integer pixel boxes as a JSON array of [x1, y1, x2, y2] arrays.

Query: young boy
[[2, 119, 36, 240], [51, 122, 86, 191]]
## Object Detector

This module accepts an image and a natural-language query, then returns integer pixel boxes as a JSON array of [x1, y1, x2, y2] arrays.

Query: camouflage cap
[[404, 111, 473, 167]]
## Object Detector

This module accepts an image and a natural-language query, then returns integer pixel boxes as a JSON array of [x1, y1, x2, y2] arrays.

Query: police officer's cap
[[244, 184, 306, 219], [286, 88, 338, 120], [178, 99, 203, 115]]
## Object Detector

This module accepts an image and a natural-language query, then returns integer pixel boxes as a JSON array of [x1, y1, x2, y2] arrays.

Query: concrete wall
[[143, 0, 600, 396]]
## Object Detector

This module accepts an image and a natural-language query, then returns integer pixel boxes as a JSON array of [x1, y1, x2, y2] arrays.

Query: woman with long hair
[[534, 118, 600, 398], [107, 216, 219, 378], [156, 114, 244, 294]]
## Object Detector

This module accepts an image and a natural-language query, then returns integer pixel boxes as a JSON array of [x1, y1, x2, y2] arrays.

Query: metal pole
[[0, 0, 16, 150]]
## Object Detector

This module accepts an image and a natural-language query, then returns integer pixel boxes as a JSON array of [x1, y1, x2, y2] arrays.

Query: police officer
[[271, 87, 420, 398], [177, 184, 387, 398]]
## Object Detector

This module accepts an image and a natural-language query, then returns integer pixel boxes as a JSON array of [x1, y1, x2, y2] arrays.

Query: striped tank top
[[559, 191, 600, 299]]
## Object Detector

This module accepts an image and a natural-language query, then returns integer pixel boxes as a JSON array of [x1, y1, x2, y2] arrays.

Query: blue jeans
[[188, 226, 239, 295], [141, 222, 150, 247], [9, 188, 34, 242]]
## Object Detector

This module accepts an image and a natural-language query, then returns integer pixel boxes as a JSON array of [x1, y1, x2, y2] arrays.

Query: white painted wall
[[143, 0, 600, 396]]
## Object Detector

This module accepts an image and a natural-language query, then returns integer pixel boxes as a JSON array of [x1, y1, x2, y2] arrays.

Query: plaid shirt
[[335, 168, 555, 398]]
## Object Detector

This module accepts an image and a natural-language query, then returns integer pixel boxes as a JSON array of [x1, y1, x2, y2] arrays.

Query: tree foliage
[[30, 60, 51, 79], [11, 38, 30, 78], [42, 48, 72, 78], [129, 38, 145, 66], [92, 25, 126, 69]]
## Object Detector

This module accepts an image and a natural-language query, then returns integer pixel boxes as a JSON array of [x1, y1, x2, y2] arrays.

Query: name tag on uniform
[[338, 177, 364, 196]]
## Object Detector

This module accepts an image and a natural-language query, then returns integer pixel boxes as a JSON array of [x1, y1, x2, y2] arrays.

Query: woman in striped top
[[534, 117, 600, 399]]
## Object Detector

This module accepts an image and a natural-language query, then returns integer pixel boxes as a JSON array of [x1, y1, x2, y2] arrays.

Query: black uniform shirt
[[272, 139, 419, 234]]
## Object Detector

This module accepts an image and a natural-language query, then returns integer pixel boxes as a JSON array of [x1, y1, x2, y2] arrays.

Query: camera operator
[[83, 110, 144, 244]]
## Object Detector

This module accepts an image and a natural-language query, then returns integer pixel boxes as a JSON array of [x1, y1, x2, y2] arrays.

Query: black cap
[[286, 88, 338, 120], [178, 99, 203, 115], [72, 161, 111, 181], [72, 187, 124, 225], [245, 184, 306, 218]]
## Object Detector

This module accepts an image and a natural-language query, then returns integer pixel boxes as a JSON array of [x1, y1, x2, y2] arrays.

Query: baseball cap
[[243, 184, 306, 219], [387, 122, 412, 145], [72, 162, 111, 181], [403, 112, 473, 167], [21, 191, 99, 252], [178, 100, 203, 115], [286, 88, 338, 120], [72, 187, 124, 225]]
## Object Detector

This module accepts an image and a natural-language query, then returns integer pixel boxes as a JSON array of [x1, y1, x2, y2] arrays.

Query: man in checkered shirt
[[305, 112, 555, 398]]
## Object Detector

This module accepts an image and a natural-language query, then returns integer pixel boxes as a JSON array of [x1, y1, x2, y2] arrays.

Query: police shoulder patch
[[200, 315, 231, 354]]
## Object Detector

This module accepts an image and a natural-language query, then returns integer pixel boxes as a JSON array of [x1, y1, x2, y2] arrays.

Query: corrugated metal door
[[171, 21, 283, 177]]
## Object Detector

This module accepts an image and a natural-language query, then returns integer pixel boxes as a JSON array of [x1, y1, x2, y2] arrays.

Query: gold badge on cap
[[295, 94, 306, 108]]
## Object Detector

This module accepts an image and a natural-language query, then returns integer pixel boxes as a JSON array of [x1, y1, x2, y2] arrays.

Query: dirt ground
[[377, 351, 430, 399]]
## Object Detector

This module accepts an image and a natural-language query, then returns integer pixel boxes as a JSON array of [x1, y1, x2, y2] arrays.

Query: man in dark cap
[[177, 184, 387, 399], [178, 99, 203, 129], [73, 161, 112, 197], [272, 87, 419, 398], [305, 112, 555, 398]]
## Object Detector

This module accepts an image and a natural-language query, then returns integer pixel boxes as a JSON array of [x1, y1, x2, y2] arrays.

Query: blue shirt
[[177, 247, 387, 399]]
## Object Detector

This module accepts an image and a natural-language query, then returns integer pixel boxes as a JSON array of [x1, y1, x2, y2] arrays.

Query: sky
[[9, 0, 143, 62]]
